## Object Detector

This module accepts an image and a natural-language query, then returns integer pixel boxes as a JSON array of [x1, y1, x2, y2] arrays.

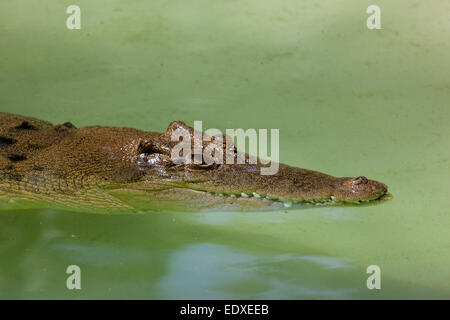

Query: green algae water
[[0, 0, 449, 299]]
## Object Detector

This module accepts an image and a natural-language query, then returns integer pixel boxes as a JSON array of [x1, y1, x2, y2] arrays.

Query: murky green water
[[0, 0, 449, 299]]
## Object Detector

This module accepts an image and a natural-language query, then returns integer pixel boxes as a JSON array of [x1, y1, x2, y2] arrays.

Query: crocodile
[[0, 113, 389, 212]]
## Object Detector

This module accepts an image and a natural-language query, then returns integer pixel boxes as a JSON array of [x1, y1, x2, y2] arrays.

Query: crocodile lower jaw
[[193, 190, 391, 208]]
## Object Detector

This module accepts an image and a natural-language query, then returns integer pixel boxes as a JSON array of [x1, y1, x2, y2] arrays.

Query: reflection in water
[[157, 243, 359, 299], [0, 209, 364, 299], [190, 208, 360, 227], [1, 207, 448, 299]]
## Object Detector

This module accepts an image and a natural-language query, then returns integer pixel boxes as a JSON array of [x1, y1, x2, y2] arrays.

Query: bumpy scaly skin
[[0, 113, 388, 211]]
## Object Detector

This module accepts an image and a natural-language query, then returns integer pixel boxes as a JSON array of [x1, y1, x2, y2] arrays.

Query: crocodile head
[[111, 121, 389, 211], [0, 113, 389, 212]]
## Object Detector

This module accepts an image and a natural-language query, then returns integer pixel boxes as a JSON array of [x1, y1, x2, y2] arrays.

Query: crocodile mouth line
[[166, 185, 392, 208]]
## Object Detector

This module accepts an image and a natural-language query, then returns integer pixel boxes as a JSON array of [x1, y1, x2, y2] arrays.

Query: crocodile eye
[[137, 141, 159, 155], [136, 141, 172, 167], [137, 140, 170, 155]]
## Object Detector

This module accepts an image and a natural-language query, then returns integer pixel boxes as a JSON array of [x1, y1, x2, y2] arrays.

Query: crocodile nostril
[[353, 176, 368, 185]]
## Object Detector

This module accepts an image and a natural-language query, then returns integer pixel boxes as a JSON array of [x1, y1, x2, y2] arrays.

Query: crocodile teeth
[[203, 191, 346, 205]]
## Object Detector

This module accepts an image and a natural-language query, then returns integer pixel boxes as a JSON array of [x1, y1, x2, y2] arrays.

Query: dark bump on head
[[63, 122, 76, 129], [7, 154, 27, 162], [0, 136, 16, 145], [14, 121, 36, 130]]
